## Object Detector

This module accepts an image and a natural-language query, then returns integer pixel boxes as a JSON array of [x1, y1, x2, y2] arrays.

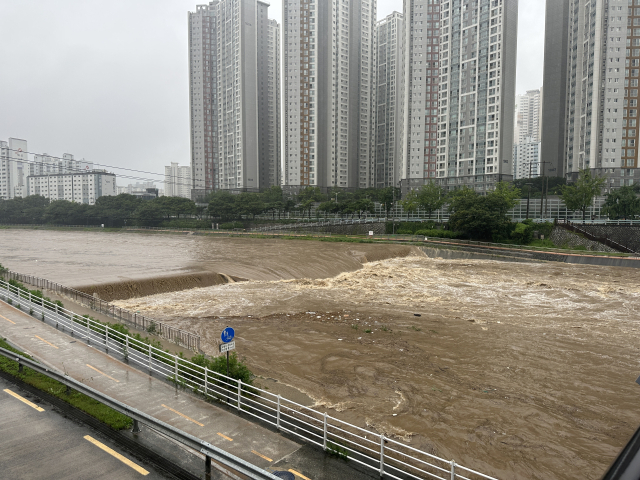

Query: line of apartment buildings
[[0, 138, 117, 204], [188, 0, 519, 197]]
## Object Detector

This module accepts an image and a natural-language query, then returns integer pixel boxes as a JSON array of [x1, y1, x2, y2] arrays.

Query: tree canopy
[[602, 185, 640, 219], [560, 169, 606, 220]]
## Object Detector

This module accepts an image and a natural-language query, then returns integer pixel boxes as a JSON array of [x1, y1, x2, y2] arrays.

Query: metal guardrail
[[0, 279, 497, 480], [2, 269, 200, 351], [0, 346, 279, 480]]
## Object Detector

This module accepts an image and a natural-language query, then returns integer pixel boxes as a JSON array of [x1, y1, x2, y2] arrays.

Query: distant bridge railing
[[0, 279, 497, 480], [0, 269, 200, 351]]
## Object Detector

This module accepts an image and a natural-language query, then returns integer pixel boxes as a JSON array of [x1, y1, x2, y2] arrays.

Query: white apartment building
[[0, 138, 28, 199], [164, 163, 193, 198], [512, 137, 540, 180], [31, 153, 93, 176], [401, 0, 442, 189], [515, 89, 542, 144], [436, 0, 518, 193], [28, 171, 117, 205], [375, 11, 405, 188], [189, 0, 280, 198], [283, 0, 377, 190], [543, 0, 640, 191]]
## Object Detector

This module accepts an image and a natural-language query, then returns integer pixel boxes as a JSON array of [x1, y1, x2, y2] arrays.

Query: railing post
[[174, 355, 178, 380], [148, 344, 152, 373], [125, 335, 129, 360], [204, 367, 208, 395], [237, 380, 242, 411], [86, 317, 90, 344], [323, 412, 327, 451], [132, 419, 140, 434], [276, 395, 281, 431], [105, 328, 109, 354], [380, 435, 385, 477], [450, 460, 456, 480]]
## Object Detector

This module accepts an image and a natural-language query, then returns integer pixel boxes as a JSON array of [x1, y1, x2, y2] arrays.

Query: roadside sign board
[[220, 341, 235, 353], [369, 231, 374, 236], [221, 327, 235, 343]]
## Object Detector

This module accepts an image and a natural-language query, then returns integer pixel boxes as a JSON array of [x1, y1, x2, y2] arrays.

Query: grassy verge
[[0, 337, 132, 430]]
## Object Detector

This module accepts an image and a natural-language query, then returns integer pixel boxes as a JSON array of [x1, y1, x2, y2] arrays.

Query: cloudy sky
[[0, 1, 544, 186]]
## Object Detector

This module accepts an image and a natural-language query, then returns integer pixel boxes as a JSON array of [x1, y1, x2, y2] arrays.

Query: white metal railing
[[0, 278, 497, 480], [1, 269, 200, 351]]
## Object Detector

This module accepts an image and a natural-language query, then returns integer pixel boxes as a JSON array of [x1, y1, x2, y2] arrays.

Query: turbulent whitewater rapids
[[2, 229, 640, 479]]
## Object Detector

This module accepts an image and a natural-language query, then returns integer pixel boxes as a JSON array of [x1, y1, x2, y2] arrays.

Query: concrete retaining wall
[[549, 227, 618, 253], [570, 225, 640, 253]]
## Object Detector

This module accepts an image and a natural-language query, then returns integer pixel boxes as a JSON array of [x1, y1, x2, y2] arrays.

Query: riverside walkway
[[0, 301, 371, 480]]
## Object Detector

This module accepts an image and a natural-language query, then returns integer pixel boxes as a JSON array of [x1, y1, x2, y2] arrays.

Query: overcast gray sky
[[0, 1, 544, 186]]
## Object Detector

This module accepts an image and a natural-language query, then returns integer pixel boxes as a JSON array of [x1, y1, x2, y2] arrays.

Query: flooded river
[[1, 229, 639, 479]]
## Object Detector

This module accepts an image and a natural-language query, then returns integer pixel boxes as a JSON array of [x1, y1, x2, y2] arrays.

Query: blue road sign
[[221, 327, 235, 343]]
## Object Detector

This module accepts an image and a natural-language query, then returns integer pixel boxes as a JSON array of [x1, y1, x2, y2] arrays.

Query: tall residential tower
[[188, 0, 280, 198], [436, 0, 518, 192], [542, 0, 640, 191], [375, 11, 405, 188], [283, 0, 377, 190]]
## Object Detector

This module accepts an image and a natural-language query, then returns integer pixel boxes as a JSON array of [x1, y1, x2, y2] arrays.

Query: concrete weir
[[75, 271, 246, 302]]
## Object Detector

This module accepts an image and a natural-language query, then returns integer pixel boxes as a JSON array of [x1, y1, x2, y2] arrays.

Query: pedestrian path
[[0, 301, 372, 480]]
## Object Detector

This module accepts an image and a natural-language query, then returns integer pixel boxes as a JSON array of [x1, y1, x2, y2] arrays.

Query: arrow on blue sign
[[221, 327, 235, 343]]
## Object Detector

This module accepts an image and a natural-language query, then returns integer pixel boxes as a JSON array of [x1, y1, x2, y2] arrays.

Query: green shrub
[[415, 229, 461, 239], [219, 221, 245, 230]]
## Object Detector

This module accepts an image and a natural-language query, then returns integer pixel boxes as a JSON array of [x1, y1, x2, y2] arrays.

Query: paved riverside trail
[[0, 301, 372, 480]]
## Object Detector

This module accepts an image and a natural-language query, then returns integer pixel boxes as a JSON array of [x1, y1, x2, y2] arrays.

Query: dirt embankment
[[75, 272, 245, 302]]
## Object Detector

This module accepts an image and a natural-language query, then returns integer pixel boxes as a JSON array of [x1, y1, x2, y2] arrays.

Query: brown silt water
[[1, 229, 639, 480]]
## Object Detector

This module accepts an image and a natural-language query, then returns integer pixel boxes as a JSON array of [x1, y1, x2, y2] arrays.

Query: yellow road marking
[[35, 335, 58, 349], [217, 432, 233, 441], [86, 364, 119, 383], [84, 435, 149, 475], [161, 404, 204, 427], [3, 388, 44, 412], [0, 314, 16, 324], [251, 450, 273, 462], [288, 470, 312, 480]]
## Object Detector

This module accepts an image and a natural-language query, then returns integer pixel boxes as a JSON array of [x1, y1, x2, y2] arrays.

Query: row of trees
[[0, 194, 202, 227], [0, 170, 638, 227]]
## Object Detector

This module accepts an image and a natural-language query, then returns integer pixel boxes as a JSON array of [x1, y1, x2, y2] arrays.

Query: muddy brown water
[[1, 229, 639, 479]]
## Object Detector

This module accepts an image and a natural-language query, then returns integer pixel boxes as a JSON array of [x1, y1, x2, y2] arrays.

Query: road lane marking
[[289, 470, 312, 480], [35, 335, 58, 349], [84, 435, 149, 475], [3, 389, 45, 412], [217, 432, 233, 441], [86, 364, 120, 383], [161, 404, 204, 427], [251, 450, 273, 462], [0, 314, 16, 324]]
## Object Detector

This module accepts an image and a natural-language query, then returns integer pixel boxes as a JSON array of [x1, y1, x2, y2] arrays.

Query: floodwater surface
[[1, 229, 639, 479]]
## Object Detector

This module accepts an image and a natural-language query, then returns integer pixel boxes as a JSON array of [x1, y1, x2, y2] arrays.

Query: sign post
[[220, 327, 235, 377]]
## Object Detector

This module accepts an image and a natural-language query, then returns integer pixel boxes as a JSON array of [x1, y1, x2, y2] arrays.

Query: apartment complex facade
[[512, 137, 541, 180], [28, 171, 117, 205], [188, 0, 280, 199], [434, 0, 518, 193], [543, 0, 640, 191], [164, 163, 193, 199], [0, 138, 28, 199], [375, 12, 405, 188], [512, 88, 542, 180], [283, 0, 377, 191]]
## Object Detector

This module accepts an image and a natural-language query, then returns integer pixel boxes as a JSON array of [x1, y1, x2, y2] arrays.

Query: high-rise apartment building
[[164, 163, 193, 199], [436, 0, 518, 193], [283, 0, 377, 190], [0, 138, 28, 199], [513, 137, 541, 180], [542, 0, 639, 191], [374, 12, 405, 188], [188, 0, 280, 199], [515, 89, 542, 144], [28, 171, 117, 205], [401, 0, 442, 190]]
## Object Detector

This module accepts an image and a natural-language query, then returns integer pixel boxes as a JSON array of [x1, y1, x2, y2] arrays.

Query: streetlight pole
[[525, 183, 533, 220]]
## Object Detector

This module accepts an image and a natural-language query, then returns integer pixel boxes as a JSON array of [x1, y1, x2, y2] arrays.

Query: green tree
[[490, 181, 521, 216], [513, 177, 566, 197], [297, 187, 324, 219], [234, 192, 264, 219], [152, 196, 196, 220], [132, 202, 164, 226], [94, 194, 142, 226], [43, 200, 92, 225], [400, 190, 419, 220], [561, 169, 606, 220], [447, 186, 515, 241], [207, 191, 237, 221], [262, 186, 284, 219], [377, 186, 400, 218], [415, 181, 445, 218], [602, 185, 640, 219]]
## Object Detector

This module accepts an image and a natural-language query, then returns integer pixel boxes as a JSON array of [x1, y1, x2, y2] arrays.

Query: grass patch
[[0, 338, 132, 430]]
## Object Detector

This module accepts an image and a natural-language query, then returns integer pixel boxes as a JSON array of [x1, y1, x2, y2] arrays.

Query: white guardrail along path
[[0, 278, 498, 480]]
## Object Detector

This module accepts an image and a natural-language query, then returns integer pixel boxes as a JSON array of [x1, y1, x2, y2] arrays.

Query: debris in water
[[414, 313, 421, 317]]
